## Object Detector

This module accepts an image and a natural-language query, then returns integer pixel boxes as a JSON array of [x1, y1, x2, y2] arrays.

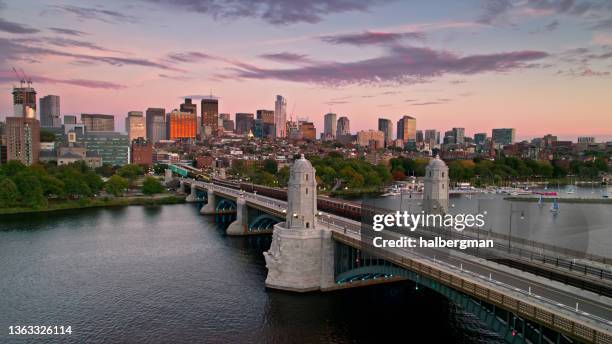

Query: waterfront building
[[131, 138, 153, 167], [5, 116, 40, 165], [78, 131, 129, 166]]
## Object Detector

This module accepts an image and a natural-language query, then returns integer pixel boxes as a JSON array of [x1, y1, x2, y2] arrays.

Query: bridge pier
[[226, 196, 247, 235], [199, 188, 217, 215], [179, 180, 186, 194], [164, 168, 173, 186], [185, 184, 198, 202]]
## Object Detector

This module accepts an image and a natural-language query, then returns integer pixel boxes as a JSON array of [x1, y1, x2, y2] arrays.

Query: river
[[0, 204, 502, 343]]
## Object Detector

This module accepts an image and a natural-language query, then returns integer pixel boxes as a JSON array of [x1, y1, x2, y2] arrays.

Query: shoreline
[[503, 196, 611, 204], [0, 194, 186, 216]]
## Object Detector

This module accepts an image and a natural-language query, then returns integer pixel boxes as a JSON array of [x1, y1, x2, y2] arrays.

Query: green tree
[[142, 176, 164, 195], [40, 129, 56, 142], [95, 164, 116, 178], [105, 175, 128, 196], [39, 175, 65, 197], [263, 159, 278, 174], [0, 178, 19, 208], [117, 164, 144, 186], [14, 173, 47, 209], [0, 160, 27, 177]]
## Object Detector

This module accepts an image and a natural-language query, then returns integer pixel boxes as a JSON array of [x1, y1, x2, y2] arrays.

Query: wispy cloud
[[227, 45, 549, 86], [0, 70, 125, 89], [0, 18, 39, 34], [48, 27, 88, 36], [140, 0, 392, 25], [320, 31, 425, 46], [259, 52, 313, 64], [51, 5, 137, 23]]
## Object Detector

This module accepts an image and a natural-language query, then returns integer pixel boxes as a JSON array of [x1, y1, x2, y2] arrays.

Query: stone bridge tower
[[423, 155, 449, 214], [264, 155, 335, 292]]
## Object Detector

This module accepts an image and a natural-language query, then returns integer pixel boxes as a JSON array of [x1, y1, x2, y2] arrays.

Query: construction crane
[[12, 67, 25, 87], [20, 68, 32, 87]]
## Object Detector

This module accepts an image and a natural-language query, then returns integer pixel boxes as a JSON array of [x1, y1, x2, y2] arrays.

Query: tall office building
[[416, 130, 424, 143], [474, 133, 487, 145], [201, 98, 219, 137], [299, 121, 316, 141], [397, 115, 416, 142], [274, 95, 287, 138], [5, 117, 40, 165], [452, 127, 465, 144], [64, 115, 77, 125], [146, 108, 166, 143], [336, 116, 350, 137], [81, 114, 114, 132], [492, 128, 516, 146], [40, 95, 61, 128], [180, 98, 197, 116], [323, 113, 337, 141], [235, 113, 254, 135], [125, 111, 145, 142], [166, 110, 197, 141], [256, 110, 275, 138], [378, 118, 393, 145], [424, 130, 440, 145], [12, 86, 36, 118]]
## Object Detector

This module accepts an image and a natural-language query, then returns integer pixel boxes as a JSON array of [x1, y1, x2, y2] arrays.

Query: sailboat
[[550, 198, 559, 214]]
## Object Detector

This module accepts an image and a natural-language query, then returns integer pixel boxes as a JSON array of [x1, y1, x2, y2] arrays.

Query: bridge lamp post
[[508, 202, 525, 254]]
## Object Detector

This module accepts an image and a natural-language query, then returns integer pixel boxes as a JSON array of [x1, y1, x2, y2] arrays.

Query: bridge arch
[[216, 199, 236, 212], [248, 214, 280, 232]]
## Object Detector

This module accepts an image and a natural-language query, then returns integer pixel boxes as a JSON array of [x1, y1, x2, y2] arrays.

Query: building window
[[306, 188, 308, 194], [442, 172, 445, 177], [306, 222, 309, 228], [305, 174, 308, 181], [429, 171, 432, 177]]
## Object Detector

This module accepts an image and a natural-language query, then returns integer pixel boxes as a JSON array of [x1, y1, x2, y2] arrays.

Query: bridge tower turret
[[287, 154, 317, 229], [423, 155, 449, 213], [264, 154, 335, 292]]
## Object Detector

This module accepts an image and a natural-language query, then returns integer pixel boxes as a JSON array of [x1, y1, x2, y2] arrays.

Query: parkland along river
[[0, 186, 610, 343]]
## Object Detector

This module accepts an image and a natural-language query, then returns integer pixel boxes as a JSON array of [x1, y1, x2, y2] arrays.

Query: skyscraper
[[256, 110, 275, 138], [12, 86, 36, 118], [81, 114, 114, 132], [146, 108, 166, 143], [201, 98, 219, 138], [452, 127, 465, 144], [299, 121, 316, 141], [474, 133, 487, 145], [378, 118, 393, 145], [40, 95, 61, 128], [235, 113, 254, 135], [336, 116, 350, 137], [125, 111, 145, 142], [323, 113, 337, 141], [424, 130, 440, 145], [492, 128, 516, 146], [274, 95, 287, 138], [166, 110, 197, 141], [397, 115, 416, 142]]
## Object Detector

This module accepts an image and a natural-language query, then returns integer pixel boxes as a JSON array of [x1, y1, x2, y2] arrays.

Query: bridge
[[168, 156, 612, 344]]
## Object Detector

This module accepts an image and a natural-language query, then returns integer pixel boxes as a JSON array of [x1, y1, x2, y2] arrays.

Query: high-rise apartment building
[[235, 113, 254, 135], [146, 108, 166, 143], [274, 95, 287, 138], [166, 110, 197, 141], [81, 114, 114, 132], [125, 111, 145, 142], [5, 117, 40, 165], [492, 128, 516, 146], [201, 98, 219, 137], [397, 115, 416, 142], [336, 116, 350, 137], [40, 95, 61, 128], [323, 113, 337, 141], [378, 118, 393, 145]]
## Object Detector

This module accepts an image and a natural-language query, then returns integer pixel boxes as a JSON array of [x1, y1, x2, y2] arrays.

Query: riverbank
[[328, 187, 381, 198], [0, 194, 186, 216], [504, 196, 612, 204]]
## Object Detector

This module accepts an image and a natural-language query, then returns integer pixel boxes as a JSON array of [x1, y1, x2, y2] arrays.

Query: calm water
[[0, 204, 501, 343], [369, 186, 612, 258]]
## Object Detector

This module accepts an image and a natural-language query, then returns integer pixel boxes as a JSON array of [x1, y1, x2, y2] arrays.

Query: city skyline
[[0, 0, 611, 140]]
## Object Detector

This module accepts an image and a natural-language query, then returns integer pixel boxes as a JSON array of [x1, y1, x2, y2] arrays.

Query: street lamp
[[508, 202, 525, 254]]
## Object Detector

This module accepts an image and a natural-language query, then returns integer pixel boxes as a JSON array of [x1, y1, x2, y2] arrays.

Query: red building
[[131, 138, 152, 167]]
